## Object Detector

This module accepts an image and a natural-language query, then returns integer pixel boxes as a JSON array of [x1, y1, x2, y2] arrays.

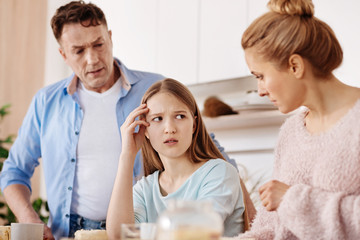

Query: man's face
[[59, 22, 115, 93]]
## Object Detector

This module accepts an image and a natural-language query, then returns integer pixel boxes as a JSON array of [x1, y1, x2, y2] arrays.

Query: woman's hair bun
[[267, 0, 314, 17]]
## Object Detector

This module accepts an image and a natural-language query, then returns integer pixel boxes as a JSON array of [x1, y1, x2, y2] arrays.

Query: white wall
[[314, 0, 360, 87], [45, 0, 360, 87], [44, 0, 73, 86]]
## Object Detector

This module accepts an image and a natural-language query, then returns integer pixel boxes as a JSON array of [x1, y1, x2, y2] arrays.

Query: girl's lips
[[164, 139, 178, 145]]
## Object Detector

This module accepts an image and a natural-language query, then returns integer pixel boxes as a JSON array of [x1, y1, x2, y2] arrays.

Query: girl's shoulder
[[202, 158, 235, 170], [198, 159, 239, 179], [134, 170, 160, 189]]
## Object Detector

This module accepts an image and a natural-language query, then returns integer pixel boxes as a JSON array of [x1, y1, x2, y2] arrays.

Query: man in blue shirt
[[0, 2, 236, 240]]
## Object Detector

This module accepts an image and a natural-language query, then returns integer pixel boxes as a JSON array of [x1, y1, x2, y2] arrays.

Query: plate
[[233, 104, 277, 111]]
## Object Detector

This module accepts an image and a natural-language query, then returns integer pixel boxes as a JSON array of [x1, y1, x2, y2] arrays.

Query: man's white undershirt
[[71, 78, 122, 220]]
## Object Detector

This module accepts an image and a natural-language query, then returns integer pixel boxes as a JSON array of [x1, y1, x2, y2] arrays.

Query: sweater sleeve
[[277, 183, 360, 239], [235, 206, 276, 240]]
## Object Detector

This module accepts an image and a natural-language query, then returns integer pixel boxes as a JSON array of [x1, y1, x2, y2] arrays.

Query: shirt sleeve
[[0, 93, 43, 192], [210, 133, 238, 170], [235, 206, 277, 239], [132, 176, 149, 223], [197, 161, 243, 223], [277, 184, 360, 239]]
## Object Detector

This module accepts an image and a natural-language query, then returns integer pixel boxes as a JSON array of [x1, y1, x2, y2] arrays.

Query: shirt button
[[75, 131, 79, 135], [71, 158, 75, 163], [68, 187, 72, 191], [65, 214, 70, 218]]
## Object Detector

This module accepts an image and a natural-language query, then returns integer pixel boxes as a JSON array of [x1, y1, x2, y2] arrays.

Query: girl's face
[[244, 47, 305, 114], [145, 92, 196, 161]]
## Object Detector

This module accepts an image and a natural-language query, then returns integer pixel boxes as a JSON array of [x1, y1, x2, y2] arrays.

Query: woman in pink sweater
[[238, 0, 360, 239]]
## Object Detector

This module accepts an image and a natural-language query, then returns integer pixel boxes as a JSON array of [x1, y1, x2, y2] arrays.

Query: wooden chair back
[[239, 176, 257, 231]]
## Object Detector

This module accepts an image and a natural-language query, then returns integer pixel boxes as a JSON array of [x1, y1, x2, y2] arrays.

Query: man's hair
[[51, 1, 107, 42], [140, 78, 225, 176]]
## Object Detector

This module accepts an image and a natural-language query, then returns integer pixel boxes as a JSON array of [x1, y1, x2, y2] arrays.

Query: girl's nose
[[164, 119, 176, 134]]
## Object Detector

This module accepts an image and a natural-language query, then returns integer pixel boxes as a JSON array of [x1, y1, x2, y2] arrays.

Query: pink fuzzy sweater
[[237, 101, 360, 240]]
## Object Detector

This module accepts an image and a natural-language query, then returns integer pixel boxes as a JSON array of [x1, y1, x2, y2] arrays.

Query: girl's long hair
[[141, 78, 224, 176]]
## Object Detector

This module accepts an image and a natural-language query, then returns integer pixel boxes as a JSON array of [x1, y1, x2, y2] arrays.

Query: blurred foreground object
[[0, 226, 10, 240], [156, 199, 223, 240], [74, 229, 108, 240]]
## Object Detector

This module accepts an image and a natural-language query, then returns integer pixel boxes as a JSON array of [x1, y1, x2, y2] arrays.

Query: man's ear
[[108, 30, 112, 40], [288, 54, 305, 79], [59, 47, 67, 61]]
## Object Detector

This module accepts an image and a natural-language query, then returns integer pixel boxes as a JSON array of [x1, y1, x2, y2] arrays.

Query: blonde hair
[[140, 78, 224, 176], [241, 0, 343, 78]]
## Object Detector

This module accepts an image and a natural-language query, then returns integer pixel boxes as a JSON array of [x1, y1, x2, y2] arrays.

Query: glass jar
[[155, 199, 223, 240]]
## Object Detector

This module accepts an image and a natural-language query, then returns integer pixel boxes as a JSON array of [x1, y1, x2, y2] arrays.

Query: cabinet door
[[198, 0, 248, 83], [247, 0, 268, 24], [313, 0, 360, 87], [157, 0, 199, 85], [94, 0, 159, 72]]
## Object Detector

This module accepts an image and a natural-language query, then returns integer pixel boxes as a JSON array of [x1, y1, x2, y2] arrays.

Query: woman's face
[[145, 92, 196, 161], [244, 47, 305, 114]]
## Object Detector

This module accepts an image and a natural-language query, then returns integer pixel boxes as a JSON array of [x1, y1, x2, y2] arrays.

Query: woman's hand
[[120, 104, 150, 156], [259, 180, 290, 211]]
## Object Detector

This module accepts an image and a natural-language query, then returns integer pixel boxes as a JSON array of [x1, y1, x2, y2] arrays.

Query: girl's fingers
[[128, 120, 149, 131], [123, 104, 149, 127]]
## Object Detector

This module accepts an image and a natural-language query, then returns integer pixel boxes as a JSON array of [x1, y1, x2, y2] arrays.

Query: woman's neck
[[304, 75, 360, 133]]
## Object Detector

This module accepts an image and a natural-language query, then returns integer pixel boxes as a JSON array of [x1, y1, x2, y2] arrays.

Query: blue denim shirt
[[0, 59, 237, 240], [0, 59, 165, 239]]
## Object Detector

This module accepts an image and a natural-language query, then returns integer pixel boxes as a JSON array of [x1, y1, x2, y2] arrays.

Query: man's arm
[[210, 133, 238, 170], [4, 184, 40, 223], [3, 184, 54, 240]]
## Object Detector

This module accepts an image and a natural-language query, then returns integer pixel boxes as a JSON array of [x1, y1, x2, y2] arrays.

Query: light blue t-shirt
[[133, 159, 244, 237]]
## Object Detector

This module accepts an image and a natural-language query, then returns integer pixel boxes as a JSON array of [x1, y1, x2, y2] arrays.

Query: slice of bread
[[0, 226, 11, 240], [74, 229, 108, 240]]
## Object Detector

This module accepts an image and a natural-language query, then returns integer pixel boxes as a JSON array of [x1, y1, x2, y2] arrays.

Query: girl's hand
[[120, 104, 150, 157], [259, 180, 290, 211]]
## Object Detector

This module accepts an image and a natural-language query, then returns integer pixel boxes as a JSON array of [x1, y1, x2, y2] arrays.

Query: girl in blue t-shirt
[[107, 78, 244, 238]]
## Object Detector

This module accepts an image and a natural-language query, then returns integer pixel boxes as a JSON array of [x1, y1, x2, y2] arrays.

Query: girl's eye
[[176, 114, 185, 119], [152, 116, 162, 122], [255, 74, 263, 80], [76, 49, 84, 55]]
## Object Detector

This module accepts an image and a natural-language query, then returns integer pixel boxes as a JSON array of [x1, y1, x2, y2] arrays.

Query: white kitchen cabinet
[[48, 0, 360, 87], [198, 0, 249, 82], [92, 0, 254, 85], [157, 0, 199, 85], [247, 0, 268, 24], [312, 0, 360, 87], [93, 0, 159, 72]]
